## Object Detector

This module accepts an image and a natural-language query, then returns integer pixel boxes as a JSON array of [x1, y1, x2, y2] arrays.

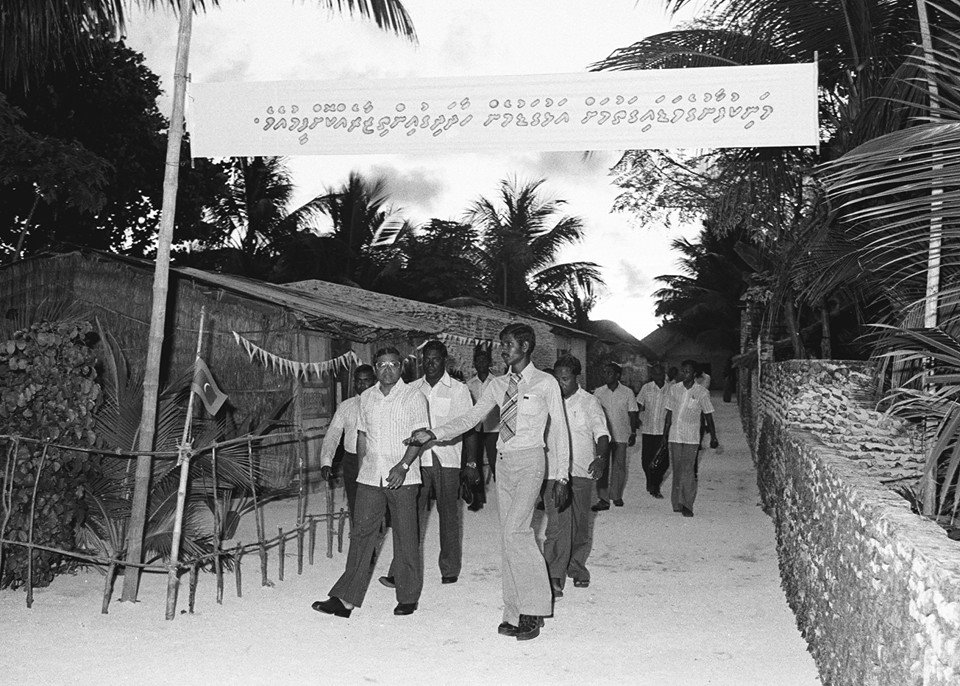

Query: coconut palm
[[465, 177, 605, 318]]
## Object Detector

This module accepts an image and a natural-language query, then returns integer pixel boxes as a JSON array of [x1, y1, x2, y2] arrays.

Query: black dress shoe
[[379, 575, 396, 588], [311, 597, 351, 618], [591, 500, 610, 512], [673, 506, 682, 512], [681, 506, 694, 517], [572, 578, 589, 588], [468, 503, 483, 512], [441, 575, 458, 584], [498, 621, 520, 636], [515, 615, 542, 641], [613, 499, 624, 507], [652, 491, 664, 499], [394, 602, 418, 615]]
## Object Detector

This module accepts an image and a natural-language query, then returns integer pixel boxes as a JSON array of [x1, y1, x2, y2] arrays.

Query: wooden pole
[[211, 446, 223, 604], [188, 561, 199, 614], [25, 443, 48, 609], [297, 523, 304, 575], [337, 507, 346, 553], [278, 526, 285, 581], [164, 308, 205, 620], [308, 516, 317, 565], [122, 0, 195, 603], [0, 439, 18, 581], [293, 336, 306, 527], [247, 438, 268, 587], [234, 543, 243, 598], [101, 563, 117, 614]]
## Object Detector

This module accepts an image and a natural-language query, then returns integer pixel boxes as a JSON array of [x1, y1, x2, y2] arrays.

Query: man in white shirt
[[636, 364, 670, 499], [407, 323, 570, 642], [592, 362, 639, 511], [381, 340, 476, 588], [312, 347, 429, 619], [318, 364, 376, 519], [544, 355, 608, 597], [663, 359, 719, 518], [465, 347, 500, 511]]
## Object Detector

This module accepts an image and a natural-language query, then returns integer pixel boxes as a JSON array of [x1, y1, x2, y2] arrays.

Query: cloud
[[368, 164, 447, 216], [619, 260, 649, 298]]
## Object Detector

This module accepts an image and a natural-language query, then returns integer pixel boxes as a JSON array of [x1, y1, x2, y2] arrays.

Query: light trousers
[[598, 442, 628, 501], [543, 476, 595, 587], [669, 442, 700, 510]]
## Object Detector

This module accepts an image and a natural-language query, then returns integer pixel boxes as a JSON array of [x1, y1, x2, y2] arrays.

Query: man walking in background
[[544, 354, 608, 597], [637, 363, 670, 499], [662, 359, 719, 518], [592, 362, 639, 511], [407, 323, 569, 641], [466, 346, 500, 511], [312, 347, 428, 619], [318, 364, 376, 519], [381, 340, 476, 588]]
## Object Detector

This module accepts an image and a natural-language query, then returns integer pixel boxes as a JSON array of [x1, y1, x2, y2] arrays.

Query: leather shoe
[[550, 578, 564, 598], [394, 602, 417, 615], [441, 576, 458, 584], [498, 621, 520, 637], [681, 506, 694, 517], [311, 597, 351, 618], [573, 578, 589, 588], [673, 506, 682, 512], [379, 575, 396, 588], [591, 500, 610, 512], [613, 499, 624, 507], [515, 615, 542, 641], [651, 491, 664, 499]]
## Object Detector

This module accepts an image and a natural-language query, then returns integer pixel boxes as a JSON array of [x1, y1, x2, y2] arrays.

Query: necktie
[[499, 373, 521, 442]]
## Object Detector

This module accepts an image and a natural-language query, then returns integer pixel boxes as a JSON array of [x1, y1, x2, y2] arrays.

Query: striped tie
[[499, 373, 521, 442]]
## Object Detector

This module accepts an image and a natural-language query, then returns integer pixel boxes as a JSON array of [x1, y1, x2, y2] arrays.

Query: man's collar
[[416, 372, 451, 388], [515, 362, 537, 380], [377, 378, 406, 395]]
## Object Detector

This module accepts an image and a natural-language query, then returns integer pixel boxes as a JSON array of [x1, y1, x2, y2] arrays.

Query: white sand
[[0, 397, 820, 685]]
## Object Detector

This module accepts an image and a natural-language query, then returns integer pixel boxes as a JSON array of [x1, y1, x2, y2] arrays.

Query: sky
[[124, 0, 704, 339]]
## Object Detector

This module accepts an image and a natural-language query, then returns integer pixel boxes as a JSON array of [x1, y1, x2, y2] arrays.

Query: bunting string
[[232, 331, 361, 379]]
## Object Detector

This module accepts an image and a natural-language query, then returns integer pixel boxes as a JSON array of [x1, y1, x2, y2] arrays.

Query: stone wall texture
[[752, 360, 960, 685]]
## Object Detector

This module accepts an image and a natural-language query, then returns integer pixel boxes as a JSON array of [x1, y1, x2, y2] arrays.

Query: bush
[[0, 320, 101, 589]]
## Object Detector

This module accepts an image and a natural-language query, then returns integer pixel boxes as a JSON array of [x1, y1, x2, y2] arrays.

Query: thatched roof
[[441, 297, 593, 340]]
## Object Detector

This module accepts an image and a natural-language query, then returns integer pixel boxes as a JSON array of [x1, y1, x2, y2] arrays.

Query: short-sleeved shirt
[[466, 373, 501, 433], [411, 372, 475, 468], [593, 382, 639, 443], [356, 379, 429, 487], [565, 388, 610, 478], [319, 396, 360, 468], [665, 382, 714, 445], [637, 381, 669, 435]]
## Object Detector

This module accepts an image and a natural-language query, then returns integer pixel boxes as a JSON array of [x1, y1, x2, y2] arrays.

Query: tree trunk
[[8, 192, 41, 264], [783, 295, 805, 359], [820, 301, 832, 359]]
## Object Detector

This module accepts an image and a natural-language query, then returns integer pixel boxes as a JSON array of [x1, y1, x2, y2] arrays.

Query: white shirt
[[432, 363, 570, 481], [564, 388, 609, 478], [637, 381, 669, 436], [593, 382, 639, 443], [356, 379, 429, 487], [319, 396, 360, 468], [665, 382, 715, 445], [466, 373, 501, 432], [410, 372, 475, 468]]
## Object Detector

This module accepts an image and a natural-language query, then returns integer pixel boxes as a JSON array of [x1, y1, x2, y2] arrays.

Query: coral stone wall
[[753, 360, 960, 685]]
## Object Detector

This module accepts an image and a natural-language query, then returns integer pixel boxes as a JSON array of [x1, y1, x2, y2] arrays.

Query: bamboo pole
[[294, 336, 306, 528], [278, 526, 285, 582], [123, 0, 196, 603], [234, 543, 243, 598], [0, 439, 17, 581], [308, 516, 317, 566], [101, 563, 117, 614], [297, 524, 304, 576], [337, 507, 346, 553], [25, 443, 48, 609], [164, 308, 205, 620], [188, 561, 199, 614], [247, 439, 268, 587], [211, 446, 223, 604], [326, 494, 335, 559]]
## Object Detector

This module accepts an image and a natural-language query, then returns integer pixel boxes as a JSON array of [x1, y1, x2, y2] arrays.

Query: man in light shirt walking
[[636, 363, 670, 499], [544, 355, 608, 597], [312, 347, 429, 619], [381, 340, 476, 588], [662, 359, 720, 518], [592, 362, 639, 511], [407, 323, 570, 641], [465, 347, 500, 511], [318, 364, 376, 519]]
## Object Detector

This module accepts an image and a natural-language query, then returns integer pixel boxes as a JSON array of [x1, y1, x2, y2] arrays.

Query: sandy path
[[0, 396, 820, 685]]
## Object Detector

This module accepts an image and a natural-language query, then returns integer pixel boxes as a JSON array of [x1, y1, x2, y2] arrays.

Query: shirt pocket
[[686, 397, 701, 410], [519, 393, 544, 415], [430, 397, 451, 420]]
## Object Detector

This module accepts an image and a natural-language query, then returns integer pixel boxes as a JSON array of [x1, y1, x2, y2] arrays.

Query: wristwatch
[[400, 462, 410, 471], [464, 461, 477, 469]]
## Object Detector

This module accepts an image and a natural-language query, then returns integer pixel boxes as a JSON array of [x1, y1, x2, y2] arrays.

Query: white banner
[[187, 64, 818, 157]]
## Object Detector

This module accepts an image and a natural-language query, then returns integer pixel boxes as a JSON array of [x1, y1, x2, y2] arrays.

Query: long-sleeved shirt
[[410, 372, 474, 468], [356, 379, 429, 487], [466, 373, 501, 432], [318, 396, 360, 468], [565, 387, 609, 478], [637, 380, 669, 436], [665, 382, 715, 445], [593, 382, 639, 443], [431, 363, 570, 481]]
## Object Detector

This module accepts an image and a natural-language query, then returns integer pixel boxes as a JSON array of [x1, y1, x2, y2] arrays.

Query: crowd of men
[[313, 323, 720, 641]]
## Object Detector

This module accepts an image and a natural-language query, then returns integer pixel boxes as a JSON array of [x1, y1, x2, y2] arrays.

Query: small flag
[[192, 357, 228, 415]]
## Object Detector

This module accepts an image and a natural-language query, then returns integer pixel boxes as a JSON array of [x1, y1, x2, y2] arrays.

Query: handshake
[[403, 427, 436, 447]]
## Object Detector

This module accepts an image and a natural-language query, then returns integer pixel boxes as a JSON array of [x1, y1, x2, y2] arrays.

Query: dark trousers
[[669, 442, 700, 511], [543, 476, 595, 587], [341, 451, 359, 517], [640, 434, 668, 494], [330, 483, 421, 607], [470, 432, 499, 506], [390, 463, 462, 579]]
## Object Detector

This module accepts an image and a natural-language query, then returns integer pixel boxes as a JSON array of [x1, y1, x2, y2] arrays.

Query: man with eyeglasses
[[312, 347, 428, 619], [380, 339, 477, 588], [407, 323, 570, 641]]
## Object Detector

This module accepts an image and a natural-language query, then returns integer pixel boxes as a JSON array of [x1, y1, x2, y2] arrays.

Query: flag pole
[[165, 306, 206, 620], [122, 0, 195, 602]]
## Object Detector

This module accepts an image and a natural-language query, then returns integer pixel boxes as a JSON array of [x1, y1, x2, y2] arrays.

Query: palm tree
[[465, 177, 605, 318], [2, 0, 416, 90]]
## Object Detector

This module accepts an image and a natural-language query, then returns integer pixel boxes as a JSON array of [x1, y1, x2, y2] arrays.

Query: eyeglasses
[[375, 361, 402, 370]]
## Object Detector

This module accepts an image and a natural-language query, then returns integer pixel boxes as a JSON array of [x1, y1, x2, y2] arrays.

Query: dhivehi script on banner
[[187, 64, 818, 157]]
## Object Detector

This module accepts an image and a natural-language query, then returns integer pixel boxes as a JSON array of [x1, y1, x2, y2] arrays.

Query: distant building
[[582, 319, 656, 393], [638, 323, 735, 391]]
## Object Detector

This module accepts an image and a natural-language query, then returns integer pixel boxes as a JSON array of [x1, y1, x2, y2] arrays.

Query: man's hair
[[473, 347, 491, 362], [680, 359, 697, 370], [499, 322, 536, 353], [374, 346, 402, 362], [554, 354, 582, 376], [605, 361, 622, 376], [667, 366, 679, 380], [422, 339, 447, 358], [355, 364, 375, 377]]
